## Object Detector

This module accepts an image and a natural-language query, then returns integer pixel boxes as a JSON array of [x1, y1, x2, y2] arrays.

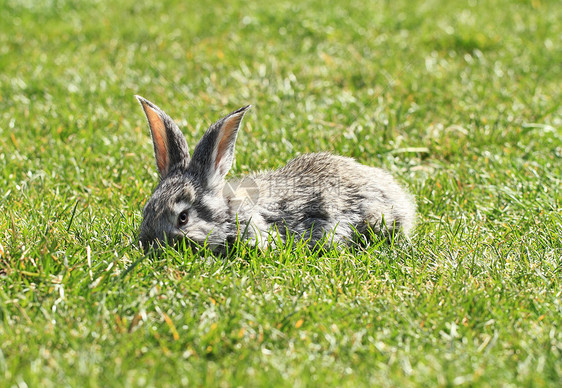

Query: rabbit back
[[228, 152, 416, 247]]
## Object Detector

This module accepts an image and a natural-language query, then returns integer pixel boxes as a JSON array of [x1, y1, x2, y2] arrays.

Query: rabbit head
[[135, 96, 250, 251]]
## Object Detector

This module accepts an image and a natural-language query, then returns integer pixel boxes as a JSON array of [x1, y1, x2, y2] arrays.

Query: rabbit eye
[[178, 210, 189, 227]]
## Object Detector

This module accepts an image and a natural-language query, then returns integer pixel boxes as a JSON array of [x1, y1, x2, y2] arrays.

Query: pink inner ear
[[144, 105, 169, 174], [215, 114, 242, 170]]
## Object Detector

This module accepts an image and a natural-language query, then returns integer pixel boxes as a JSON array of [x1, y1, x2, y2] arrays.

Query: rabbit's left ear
[[136, 96, 190, 179], [188, 105, 251, 190]]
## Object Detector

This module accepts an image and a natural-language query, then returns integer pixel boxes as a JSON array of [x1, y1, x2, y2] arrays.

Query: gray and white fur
[[136, 96, 416, 252]]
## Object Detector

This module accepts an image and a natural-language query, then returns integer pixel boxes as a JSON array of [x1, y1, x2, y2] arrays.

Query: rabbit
[[135, 96, 416, 253]]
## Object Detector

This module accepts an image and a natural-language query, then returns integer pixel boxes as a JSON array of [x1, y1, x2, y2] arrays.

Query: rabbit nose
[[171, 235, 203, 251], [139, 237, 155, 253], [138, 230, 168, 253]]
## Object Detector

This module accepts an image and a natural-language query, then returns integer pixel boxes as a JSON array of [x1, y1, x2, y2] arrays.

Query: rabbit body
[[228, 153, 416, 248], [136, 96, 416, 252]]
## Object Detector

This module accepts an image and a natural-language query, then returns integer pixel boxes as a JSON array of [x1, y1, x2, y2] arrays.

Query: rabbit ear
[[187, 105, 251, 190], [136, 96, 190, 178]]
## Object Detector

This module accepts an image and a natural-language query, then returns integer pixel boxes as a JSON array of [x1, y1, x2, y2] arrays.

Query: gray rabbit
[[136, 96, 416, 252]]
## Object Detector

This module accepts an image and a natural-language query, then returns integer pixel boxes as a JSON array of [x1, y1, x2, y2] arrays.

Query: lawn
[[0, 0, 560, 386]]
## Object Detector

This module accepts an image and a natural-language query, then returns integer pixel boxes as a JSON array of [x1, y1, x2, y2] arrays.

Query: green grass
[[1, 0, 561, 386]]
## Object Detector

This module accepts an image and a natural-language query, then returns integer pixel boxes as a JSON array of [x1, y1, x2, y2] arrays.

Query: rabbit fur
[[136, 96, 416, 252]]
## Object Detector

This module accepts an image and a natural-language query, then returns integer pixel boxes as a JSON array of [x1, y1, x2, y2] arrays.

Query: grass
[[0, 0, 561, 386]]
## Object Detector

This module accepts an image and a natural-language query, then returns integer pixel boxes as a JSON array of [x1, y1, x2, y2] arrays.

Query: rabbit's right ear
[[187, 105, 251, 191], [136, 96, 190, 179]]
